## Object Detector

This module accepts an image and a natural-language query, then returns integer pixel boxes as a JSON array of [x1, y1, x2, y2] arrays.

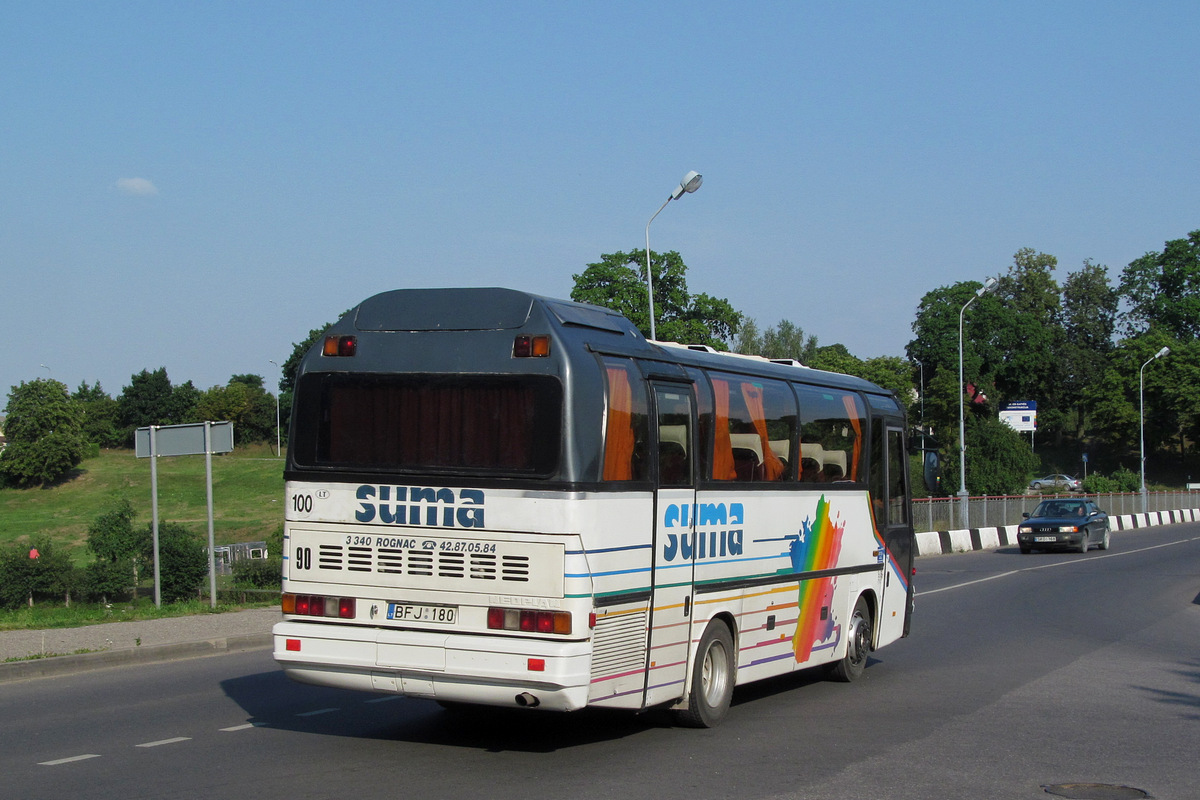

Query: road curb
[[0, 633, 273, 684], [915, 507, 1200, 556]]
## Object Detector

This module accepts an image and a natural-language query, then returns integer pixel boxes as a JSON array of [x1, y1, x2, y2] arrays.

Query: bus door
[[643, 383, 698, 709], [876, 423, 914, 642]]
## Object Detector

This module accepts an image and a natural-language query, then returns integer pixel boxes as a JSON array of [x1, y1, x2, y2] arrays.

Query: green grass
[[0, 443, 284, 563], [0, 595, 278, 633]]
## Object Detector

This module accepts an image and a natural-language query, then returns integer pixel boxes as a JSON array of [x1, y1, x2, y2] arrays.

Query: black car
[[1017, 499, 1109, 553]]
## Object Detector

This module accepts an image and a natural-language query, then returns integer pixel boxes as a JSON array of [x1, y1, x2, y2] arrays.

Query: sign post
[[136, 421, 234, 608]]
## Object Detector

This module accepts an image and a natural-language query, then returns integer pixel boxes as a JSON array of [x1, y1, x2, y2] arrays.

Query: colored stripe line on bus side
[[581, 543, 654, 555]]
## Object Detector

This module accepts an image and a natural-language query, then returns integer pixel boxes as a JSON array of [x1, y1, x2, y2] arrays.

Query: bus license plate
[[388, 603, 457, 624]]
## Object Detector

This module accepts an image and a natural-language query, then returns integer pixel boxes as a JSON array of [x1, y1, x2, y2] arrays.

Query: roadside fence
[[913, 489, 1200, 534]]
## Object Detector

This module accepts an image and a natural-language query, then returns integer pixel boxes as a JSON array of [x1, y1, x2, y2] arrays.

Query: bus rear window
[[297, 375, 561, 475]]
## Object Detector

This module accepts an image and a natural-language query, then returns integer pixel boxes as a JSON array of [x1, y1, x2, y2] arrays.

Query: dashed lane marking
[[295, 707, 339, 717], [135, 737, 191, 748], [39, 754, 101, 766]]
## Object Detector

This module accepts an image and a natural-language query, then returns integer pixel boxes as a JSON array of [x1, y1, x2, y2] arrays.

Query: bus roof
[[322, 287, 891, 398]]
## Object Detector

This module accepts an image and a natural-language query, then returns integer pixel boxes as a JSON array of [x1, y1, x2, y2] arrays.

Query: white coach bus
[[273, 288, 925, 727]]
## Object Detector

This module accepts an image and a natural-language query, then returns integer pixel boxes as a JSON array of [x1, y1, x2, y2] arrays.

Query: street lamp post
[[645, 170, 703, 341], [957, 276, 997, 529], [1139, 346, 1170, 512], [269, 360, 281, 459], [913, 358, 925, 434]]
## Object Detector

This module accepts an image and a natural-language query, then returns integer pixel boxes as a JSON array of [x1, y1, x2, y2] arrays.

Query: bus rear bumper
[[273, 620, 592, 712]]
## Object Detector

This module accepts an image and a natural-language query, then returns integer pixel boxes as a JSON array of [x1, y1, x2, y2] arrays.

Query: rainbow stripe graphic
[[788, 495, 846, 662]]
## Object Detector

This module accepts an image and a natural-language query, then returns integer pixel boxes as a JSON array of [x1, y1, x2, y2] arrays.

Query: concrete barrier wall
[[915, 507, 1200, 557]]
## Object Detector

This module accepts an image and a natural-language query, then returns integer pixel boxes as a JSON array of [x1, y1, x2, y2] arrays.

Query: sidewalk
[[0, 607, 278, 683]]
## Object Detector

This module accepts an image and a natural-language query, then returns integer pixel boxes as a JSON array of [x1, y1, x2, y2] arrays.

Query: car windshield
[[1033, 501, 1085, 517]]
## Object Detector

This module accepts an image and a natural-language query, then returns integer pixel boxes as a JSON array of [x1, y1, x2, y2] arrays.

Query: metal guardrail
[[912, 490, 1200, 534]]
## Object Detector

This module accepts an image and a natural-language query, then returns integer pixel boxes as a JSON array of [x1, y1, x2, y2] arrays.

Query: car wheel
[[829, 596, 872, 683], [675, 621, 735, 728], [1031, 482, 1042, 491], [1078, 531, 1089, 553], [1099, 526, 1110, 550]]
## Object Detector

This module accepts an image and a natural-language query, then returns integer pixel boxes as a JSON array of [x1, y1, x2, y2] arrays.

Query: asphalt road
[[3, 523, 1197, 800]]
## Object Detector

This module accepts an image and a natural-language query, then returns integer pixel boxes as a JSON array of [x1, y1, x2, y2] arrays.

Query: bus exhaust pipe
[[515, 693, 540, 708]]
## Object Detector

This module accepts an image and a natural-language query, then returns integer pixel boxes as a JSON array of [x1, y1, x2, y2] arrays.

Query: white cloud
[[115, 177, 159, 196]]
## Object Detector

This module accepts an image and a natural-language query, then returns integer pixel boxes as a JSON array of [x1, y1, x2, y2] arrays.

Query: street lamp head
[[1155, 346, 1170, 359], [976, 276, 998, 297], [671, 170, 703, 200]]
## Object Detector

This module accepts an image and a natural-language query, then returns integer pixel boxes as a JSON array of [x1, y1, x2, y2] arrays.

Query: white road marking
[[296, 707, 339, 717], [135, 737, 191, 748], [919, 536, 1200, 596], [39, 754, 101, 766]]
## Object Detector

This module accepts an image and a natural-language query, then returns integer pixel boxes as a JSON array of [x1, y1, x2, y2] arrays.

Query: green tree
[[1060, 260, 1118, 441], [735, 319, 820, 363], [1119, 229, 1200, 340], [571, 249, 742, 348], [856, 356, 915, 416], [907, 281, 999, 393], [1082, 332, 1180, 462], [807, 343, 863, 376], [958, 415, 1040, 496], [195, 382, 251, 430], [988, 249, 1065, 423], [116, 368, 199, 445], [0, 378, 86, 487], [86, 499, 146, 599], [74, 381, 122, 448], [229, 375, 277, 443], [193, 377, 277, 444]]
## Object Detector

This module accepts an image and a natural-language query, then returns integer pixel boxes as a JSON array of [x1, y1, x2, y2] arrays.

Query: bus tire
[[675, 621, 735, 728], [829, 596, 872, 683]]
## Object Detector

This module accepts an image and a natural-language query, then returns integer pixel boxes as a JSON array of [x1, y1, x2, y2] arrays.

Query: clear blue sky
[[3, 1, 1197, 400]]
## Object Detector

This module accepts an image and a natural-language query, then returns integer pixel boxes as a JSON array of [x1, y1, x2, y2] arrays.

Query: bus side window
[[710, 373, 794, 482], [601, 357, 650, 481], [887, 428, 908, 524], [869, 419, 885, 520], [796, 385, 864, 484], [685, 367, 715, 483]]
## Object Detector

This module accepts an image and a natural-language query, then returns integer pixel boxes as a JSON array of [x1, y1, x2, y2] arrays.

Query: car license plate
[[387, 603, 457, 624], [1034, 536, 1057, 542]]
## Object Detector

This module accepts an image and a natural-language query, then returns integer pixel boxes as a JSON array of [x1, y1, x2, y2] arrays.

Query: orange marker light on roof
[[323, 335, 357, 357], [513, 335, 550, 358]]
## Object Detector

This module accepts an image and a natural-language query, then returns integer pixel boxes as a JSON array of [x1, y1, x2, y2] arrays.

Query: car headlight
[[1019, 526, 1032, 534], [1058, 526, 1079, 533]]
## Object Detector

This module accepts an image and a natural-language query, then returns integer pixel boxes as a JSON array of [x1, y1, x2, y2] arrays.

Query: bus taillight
[[282, 593, 355, 619], [487, 607, 571, 635]]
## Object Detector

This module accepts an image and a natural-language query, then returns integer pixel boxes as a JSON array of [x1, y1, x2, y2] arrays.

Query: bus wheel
[[829, 596, 872, 683], [675, 621, 735, 728]]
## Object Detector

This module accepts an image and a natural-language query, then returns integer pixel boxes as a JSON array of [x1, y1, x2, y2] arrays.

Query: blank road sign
[[135, 421, 234, 458]]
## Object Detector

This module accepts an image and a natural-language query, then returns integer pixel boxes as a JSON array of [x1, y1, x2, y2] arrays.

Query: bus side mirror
[[922, 451, 940, 494]]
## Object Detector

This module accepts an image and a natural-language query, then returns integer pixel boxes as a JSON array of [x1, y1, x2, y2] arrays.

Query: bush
[[154, 522, 209, 602], [0, 547, 36, 610], [83, 558, 134, 603], [1082, 467, 1141, 494], [232, 557, 282, 589], [0, 539, 80, 609]]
